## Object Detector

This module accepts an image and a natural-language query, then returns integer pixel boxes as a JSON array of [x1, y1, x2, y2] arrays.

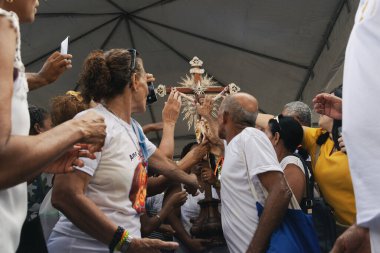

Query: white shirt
[[280, 155, 305, 175], [343, 0, 380, 227], [50, 104, 156, 251], [0, 8, 30, 253], [220, 128, 282, 253]]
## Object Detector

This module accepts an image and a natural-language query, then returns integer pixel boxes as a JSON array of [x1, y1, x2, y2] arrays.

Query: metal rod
[[25, 16, 120, 67], [295, 0, 348, 100], [125, 17, 136, 48], [130, 0, 179, 15], [128, 17, 227, 86], [101, 16, 123, 49], [36, 13, 120, 17], [131, 14, 309, 70]]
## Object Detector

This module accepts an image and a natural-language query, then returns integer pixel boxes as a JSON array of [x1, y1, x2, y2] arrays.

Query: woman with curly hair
[[48, 49, 207, 253]]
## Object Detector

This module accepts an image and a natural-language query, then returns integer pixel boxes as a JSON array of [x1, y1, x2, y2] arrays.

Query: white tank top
[[0, 8, 30, 253]]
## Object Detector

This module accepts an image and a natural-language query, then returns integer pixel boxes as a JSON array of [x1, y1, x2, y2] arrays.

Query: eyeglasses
[[127, 48, 137, 71]]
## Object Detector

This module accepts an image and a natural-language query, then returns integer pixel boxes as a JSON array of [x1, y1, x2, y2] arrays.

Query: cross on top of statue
[[156, 56, 240, 137]]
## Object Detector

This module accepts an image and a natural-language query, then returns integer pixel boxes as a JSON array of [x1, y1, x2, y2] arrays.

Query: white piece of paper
[[60, 36, 69, 55]]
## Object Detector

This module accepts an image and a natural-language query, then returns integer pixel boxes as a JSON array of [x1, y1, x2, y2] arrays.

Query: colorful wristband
[[115, 230, 129, 252], [109, 226, 124, 253]]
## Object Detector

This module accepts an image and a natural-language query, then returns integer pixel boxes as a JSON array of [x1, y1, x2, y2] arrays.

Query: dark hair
[[180, 142, 216, 172], [316, 85, 342, 147], [79, 49, 143, 103], [268, 115, 304, 153], [50, 94, 89, 126], [28, 105, 49, 135], [180, 142, 198, 159]]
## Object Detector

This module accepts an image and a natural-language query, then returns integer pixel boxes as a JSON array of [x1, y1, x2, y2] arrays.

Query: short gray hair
[[220, 96, 258, 127], [282, 101, 311, 127]]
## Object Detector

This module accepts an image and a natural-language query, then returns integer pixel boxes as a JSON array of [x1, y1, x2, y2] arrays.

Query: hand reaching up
[[313, 93, 342, 120], [196, 95, 213, 119], [162, 89, 182, 125], [38, 51, 73, 85], [201, 167, 217, 186], [165, 190, 188, 208]]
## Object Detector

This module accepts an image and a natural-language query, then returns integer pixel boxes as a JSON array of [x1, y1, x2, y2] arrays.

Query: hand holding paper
[[60, 36, 69, 55]]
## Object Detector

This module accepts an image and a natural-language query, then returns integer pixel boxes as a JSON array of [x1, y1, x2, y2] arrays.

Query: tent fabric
[[21, 0, 359, 155]]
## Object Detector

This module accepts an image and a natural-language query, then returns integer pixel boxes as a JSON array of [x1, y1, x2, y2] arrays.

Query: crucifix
[[156, 56, 240, 247], [156, 56, 240, 142]]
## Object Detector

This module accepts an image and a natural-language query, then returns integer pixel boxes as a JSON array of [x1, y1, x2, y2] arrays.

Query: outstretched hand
[[127, 238, 179, 253], [165, 190, 188, 208], [74, 111, 107, 152], [38, 51, 72, 85], [43, 144, 96, 174], [188, 238, 213, 253], [201, 167, 217, 186], [313, 93, 343, 120]]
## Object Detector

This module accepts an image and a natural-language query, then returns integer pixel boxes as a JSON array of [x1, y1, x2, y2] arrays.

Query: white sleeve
[[145, 138, 157, 158], [134, 120, 157, 158], [72, 109, 108, 176], [282, 156, 306, 175], [243, 129, 283, 180], [74, 152, 102, 176]]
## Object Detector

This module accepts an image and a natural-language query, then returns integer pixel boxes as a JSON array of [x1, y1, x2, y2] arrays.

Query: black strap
[[292, 153, 315, 213]]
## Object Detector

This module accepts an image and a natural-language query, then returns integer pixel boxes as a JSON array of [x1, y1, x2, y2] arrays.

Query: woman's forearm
[[149, 150, 196, 187], [147, 176, 171, 197], [158, 122, 175, 159], [52, 174, 117, 245]]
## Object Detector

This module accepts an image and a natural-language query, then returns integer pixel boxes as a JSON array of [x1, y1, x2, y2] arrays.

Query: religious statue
[[156, 56, 240, 142], [156, 57, 240, 247]]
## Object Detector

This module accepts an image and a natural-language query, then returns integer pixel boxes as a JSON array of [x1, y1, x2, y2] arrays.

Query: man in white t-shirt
[[313, 0, 379, 252], [217, 93, 291, 253]]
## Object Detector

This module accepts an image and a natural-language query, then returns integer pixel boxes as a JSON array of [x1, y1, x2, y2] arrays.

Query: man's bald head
[[219, 93, 259, 127]]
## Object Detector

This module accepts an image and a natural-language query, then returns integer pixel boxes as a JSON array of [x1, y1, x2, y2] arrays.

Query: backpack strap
[[292, 153, 315, 214]]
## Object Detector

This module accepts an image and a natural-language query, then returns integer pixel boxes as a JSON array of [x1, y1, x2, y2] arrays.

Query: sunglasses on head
[[127, 48, 137, 71], [127, 49, 157, 105]]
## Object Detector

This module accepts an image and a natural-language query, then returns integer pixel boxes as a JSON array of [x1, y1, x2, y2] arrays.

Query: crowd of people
[[0, 0, 379, 253]]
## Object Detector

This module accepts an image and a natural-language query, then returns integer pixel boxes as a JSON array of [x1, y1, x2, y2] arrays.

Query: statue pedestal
[[190, 198, 226, 247]]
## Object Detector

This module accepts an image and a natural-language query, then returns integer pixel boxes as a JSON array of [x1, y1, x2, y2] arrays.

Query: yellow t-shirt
[[303, 127, 356, 225]]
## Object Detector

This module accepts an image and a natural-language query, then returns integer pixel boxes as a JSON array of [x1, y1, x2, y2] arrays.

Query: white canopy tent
[[21, 0, 359, 156]]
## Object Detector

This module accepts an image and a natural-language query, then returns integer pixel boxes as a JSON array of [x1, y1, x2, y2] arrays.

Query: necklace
[[101, 104, 142, 155]]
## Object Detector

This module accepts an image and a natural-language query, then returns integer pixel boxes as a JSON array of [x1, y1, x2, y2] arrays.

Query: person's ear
[[274, 132, 280, 146], [34, 123, 43, 134], [130, 73, 139, 92]]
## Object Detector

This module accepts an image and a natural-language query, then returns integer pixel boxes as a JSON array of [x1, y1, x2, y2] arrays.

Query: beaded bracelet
[[115, 230, 129, 252], [109, 226, 124, 253]]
